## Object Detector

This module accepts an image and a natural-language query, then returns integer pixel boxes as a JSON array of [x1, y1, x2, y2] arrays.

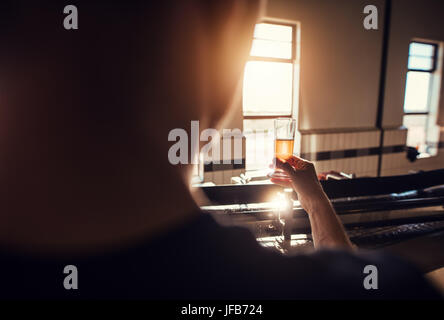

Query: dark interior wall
[[261, 0, 444, 176], [383, 0, 444, 128], [266, 0, 444, 131], [267, 0, 385, 131]]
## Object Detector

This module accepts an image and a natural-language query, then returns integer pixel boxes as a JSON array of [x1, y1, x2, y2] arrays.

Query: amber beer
[[275, 138, 294, 160], [270, 118, 296, 179]]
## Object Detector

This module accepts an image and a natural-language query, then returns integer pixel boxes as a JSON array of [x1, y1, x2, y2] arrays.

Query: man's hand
[[271, 156, 327, 212], [271, 156, 353, 249]]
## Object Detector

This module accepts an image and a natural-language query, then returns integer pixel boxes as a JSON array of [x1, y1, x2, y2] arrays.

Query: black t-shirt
[[0, 212, 441, 299]]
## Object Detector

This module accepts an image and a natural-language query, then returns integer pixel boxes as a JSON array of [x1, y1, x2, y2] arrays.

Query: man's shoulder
[[186, 215, 441, 299]]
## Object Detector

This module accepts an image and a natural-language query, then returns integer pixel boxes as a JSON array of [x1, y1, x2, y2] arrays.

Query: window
[[402, 41, 441, 156], [243, 22, 299, 171]]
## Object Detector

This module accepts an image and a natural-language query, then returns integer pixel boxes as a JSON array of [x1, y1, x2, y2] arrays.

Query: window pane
[[243, 119, 275, 171], [243, 61, 293, 116], [250, 23, 293, 59], [403, 114, 427, 152], [409, 42, 435, 57], [403, 71, 431, 112], [408, 56, 433, 70], [250, 39, 292, 59], [254, 23, 292, 42]]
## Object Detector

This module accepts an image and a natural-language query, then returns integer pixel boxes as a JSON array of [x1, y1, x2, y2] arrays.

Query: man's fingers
[[274, 157, 294, 175], [270, 177, 292, 188], [286, 156, 311, 170]]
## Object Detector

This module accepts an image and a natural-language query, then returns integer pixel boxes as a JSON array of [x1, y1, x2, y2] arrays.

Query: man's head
[[0, 0, 262, 173], [0, 1, 262, 245]]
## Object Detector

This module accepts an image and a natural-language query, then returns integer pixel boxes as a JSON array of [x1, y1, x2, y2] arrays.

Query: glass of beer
[[269, 118, 296, 180]]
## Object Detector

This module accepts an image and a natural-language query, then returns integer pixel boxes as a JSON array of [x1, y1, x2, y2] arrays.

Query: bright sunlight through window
[[243, 23, 295, 116]]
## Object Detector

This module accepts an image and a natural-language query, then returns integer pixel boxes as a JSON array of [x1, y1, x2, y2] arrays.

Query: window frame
[[403, 41, 438, 117], [242, 20, 297, 119], [405, 41, 438, 73], [403, 40, 440, 155]]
